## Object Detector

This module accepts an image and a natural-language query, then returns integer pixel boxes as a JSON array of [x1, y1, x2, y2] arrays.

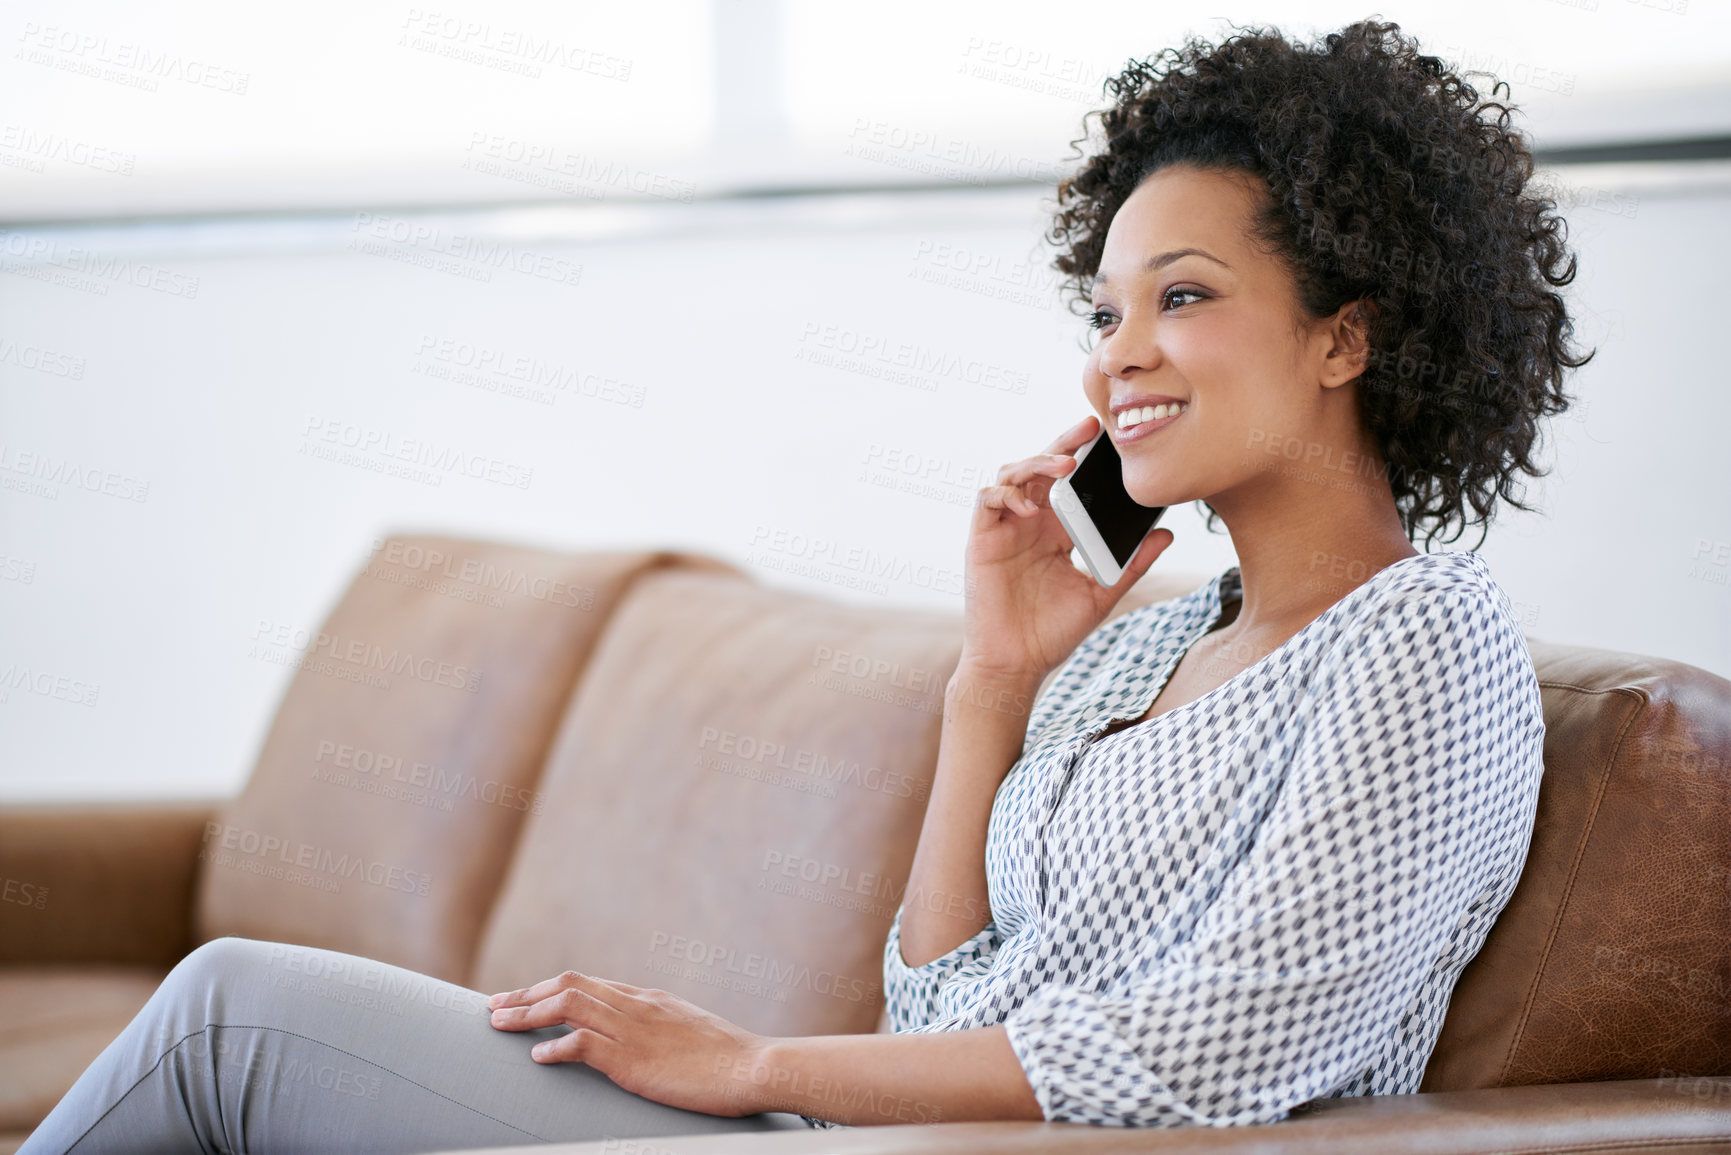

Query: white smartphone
[[1048, 429, 1167, 587]]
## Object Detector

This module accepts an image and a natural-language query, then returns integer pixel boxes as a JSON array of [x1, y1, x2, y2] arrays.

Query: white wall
[[5, 0, 1730, 220], [2, 167, 1728, 801]]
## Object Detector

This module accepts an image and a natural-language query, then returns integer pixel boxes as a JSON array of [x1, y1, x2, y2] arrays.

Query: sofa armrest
[[0, 800, 219, 967], [420, 1077, 1731, 1155]]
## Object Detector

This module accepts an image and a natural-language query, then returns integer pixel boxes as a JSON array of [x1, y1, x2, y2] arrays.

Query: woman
[[20, 18, 1587, 1152]]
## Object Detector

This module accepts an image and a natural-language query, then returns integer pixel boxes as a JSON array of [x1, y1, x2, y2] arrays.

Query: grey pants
[[18, 936, 819, 1154]]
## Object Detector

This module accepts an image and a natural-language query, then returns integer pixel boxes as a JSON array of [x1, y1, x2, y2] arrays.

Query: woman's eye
[[1088, 290, 1203, 332]]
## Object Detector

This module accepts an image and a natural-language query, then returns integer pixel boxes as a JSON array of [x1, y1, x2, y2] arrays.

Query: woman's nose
[[1095, 317, 1158, 380]]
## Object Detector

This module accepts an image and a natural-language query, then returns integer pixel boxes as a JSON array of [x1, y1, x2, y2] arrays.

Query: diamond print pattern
[[805, 551, 1545, 1129]]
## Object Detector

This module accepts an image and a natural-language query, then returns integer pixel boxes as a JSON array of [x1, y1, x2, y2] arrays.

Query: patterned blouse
[[800, 550, 1546, 1129]]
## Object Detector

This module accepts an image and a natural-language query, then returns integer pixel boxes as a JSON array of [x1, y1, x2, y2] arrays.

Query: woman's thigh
[[22, 936, 813, 1154]]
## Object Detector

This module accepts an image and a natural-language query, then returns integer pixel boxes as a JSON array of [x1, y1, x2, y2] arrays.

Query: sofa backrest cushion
[[194, 536, 734, 984], [471, 568, 963, 1037], [1423, 638, 1731, 1088]]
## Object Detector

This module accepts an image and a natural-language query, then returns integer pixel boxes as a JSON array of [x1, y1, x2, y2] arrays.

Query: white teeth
[[1117, 402, 1187, 431]]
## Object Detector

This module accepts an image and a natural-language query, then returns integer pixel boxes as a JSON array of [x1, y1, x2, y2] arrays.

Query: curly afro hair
[[1048, 18, 1593, 548]]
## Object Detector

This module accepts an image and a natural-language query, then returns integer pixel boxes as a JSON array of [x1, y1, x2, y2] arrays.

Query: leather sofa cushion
[[414, 1076, 1731, 1153], [472, 568, 964, 1038], [0, 968, 166, 1134], [196, 537, 736, 985], [1423, 638, 1731, 1088]]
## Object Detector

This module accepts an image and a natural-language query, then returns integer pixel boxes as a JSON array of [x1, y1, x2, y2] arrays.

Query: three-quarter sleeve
[[881, 902, 1005, 1033], [1001, 589, 1546, 1126]]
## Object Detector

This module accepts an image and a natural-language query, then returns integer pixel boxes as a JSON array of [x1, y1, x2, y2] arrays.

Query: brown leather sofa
[[2, 534, 1727, 1154]]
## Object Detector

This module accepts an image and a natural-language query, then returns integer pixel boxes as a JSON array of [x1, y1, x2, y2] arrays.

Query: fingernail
[[531, 1043, 549, 1059]]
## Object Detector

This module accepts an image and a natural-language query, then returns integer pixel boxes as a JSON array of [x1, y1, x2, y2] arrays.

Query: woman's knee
[[180, 933, 278, 969], [164, 935, 283, 995], [131, 936, 289, 1052]]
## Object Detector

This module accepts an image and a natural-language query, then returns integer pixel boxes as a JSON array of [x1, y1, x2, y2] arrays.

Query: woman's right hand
[[961, 414, 1174, 681]]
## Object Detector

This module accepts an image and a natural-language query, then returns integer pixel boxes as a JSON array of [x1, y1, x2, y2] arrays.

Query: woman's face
[[1083, 163, 1358, 513]]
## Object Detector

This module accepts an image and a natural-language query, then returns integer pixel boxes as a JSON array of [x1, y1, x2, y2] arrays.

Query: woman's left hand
[[487, 972, 773, 1117]]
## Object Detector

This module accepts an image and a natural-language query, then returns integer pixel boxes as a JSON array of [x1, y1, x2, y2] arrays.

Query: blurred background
[[1, 0, 1727, 801]]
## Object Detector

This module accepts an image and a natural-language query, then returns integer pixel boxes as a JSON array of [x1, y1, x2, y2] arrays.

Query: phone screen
[[1070, 434, 1167, 567]]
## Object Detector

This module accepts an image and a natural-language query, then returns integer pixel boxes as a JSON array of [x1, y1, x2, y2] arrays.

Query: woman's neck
[[1207, 472, 1419, 639]]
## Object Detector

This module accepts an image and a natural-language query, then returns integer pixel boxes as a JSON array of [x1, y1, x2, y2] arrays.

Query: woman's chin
[[1124, 481, 1186, 510]]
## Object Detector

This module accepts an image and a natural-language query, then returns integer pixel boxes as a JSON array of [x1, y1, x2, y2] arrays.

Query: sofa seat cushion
[[472, 568, 965, 1038], [0, 966, 167, 1133], [414, 1077, 1731, 1154]]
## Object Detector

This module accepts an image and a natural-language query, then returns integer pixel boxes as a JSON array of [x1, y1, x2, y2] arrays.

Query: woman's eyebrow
[[1093, 248, 1231, 287]]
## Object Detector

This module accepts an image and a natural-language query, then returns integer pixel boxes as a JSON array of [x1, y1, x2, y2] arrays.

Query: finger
[[1016, 469, 1060, 512], [530, 1026, 623, 1067], [978, 484, 1039, 518], [993, 454, 1074, 490], [1040, 413, 1102, 457], [1107, 526, 1175, 595], [489, 969, 633, 1010], [491, 984, 628, 1035], [489, 972, 568, 1010]]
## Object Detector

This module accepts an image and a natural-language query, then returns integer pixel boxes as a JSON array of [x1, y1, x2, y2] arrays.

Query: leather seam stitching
[[1536, 680, 1652, 695], [1496, 683, 1648, 1085]]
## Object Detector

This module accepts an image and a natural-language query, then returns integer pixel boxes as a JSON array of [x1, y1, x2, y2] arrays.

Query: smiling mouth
[[1116, 401, 1188, 433]]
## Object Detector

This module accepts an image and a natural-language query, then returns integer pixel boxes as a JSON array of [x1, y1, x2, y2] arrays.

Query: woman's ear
[[1320, 299, 1375, 390]]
